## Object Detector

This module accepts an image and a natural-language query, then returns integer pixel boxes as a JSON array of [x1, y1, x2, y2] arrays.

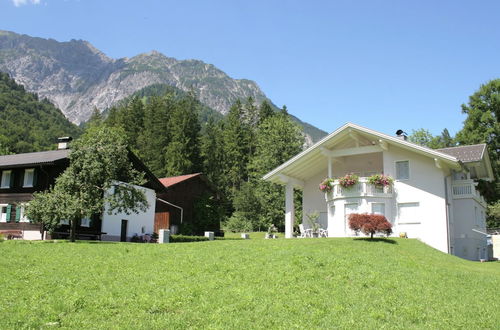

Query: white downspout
[[156, 198, 184, 224]]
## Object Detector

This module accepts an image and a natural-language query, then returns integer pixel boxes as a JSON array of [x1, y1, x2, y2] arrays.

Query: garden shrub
[[170, 235, 209, 243], [0, 233, 4, 242], [223, 211, 253, 233], [348, 213, 392, 238]]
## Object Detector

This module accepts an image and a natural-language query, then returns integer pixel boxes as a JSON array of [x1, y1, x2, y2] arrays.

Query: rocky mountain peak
[[0, 31, 326, 141]]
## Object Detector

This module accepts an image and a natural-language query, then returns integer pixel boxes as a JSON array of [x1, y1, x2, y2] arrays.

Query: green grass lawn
[[0, 238, 498, 329]]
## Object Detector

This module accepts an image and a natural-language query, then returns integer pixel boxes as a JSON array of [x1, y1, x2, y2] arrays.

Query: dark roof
[[437, 144, 486, 163], [0, 149, 69, 168]]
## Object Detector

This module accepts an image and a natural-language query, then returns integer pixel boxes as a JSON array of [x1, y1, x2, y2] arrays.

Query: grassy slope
[[0, 238, 498, 329]]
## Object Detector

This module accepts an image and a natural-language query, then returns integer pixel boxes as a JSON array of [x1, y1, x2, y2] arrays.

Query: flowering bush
[[348, 213, 393, 238], [367, 174, 394, 187], [338, 173, 359, 188], [319, 178, 335, 193]]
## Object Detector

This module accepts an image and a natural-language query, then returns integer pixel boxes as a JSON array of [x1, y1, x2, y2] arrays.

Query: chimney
[[57, 137, 73, 150], [395, 129, 407, 141]]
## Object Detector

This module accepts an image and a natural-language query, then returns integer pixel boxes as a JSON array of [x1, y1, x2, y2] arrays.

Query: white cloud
[[12, 0, 41, 7]]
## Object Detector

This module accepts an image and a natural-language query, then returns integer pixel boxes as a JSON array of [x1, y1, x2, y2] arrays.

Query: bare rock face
[[0, 31, 266, 124], [0, 30, 326, 142]]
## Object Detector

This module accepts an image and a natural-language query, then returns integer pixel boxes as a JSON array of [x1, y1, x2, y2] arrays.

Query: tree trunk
[[370, 232, 374, 239], [70, 217, 78, 242]]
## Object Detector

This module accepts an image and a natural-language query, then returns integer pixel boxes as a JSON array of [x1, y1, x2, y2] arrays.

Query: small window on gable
[[396, 161, 410, 180], [1, 170, 12, 188], [23, 168, 35, 188]]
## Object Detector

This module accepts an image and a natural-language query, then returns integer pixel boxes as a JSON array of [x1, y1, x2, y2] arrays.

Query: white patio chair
[[319, 228, 328, 238], [299, 224, 312, 238]]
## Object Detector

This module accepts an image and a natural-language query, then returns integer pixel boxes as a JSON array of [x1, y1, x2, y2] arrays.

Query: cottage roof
[[159, 173, 201, 187], [0, 149, 69, 168], [436, 144, 486, 163]]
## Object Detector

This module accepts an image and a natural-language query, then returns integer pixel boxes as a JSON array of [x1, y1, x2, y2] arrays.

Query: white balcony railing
[[325, 178, 393, 201], [451, 180, 486, 205]]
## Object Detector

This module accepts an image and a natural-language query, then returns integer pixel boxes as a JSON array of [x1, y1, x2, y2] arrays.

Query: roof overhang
[[263, 123, 462, 186]]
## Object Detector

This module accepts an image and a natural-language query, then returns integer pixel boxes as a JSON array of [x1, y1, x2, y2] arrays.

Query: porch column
[[328, 156, 333, 178], [285, 182, 294, 238]]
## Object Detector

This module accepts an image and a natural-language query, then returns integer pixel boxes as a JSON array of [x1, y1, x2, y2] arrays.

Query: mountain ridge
[[0, 30, 326, 142]]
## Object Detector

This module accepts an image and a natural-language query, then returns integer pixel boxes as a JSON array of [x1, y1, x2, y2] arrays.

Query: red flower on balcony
[[338, 173, 359, 188]]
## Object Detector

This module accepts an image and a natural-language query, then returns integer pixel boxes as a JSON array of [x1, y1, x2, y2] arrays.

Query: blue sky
[[1, 0, 500, 137]]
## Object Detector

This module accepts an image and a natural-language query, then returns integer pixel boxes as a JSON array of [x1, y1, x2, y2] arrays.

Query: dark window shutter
[[15, 205, 21, 222], [6, 205, 12, 222], [19, 170, 24, 188], [33, 169, 38, 187]]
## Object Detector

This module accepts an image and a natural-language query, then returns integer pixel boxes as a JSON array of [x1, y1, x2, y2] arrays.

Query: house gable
[[263, 123, 465, 186]]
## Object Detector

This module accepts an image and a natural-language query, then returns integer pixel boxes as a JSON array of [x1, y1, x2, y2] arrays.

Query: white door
[[344, 203, 359, 236]]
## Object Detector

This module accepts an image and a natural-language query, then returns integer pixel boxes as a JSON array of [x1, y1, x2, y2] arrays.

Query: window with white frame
[[395, 161, 410, 180], [371, 203, 385, 216], [81, 218, 90, 227], [397, 202, 420, 224], [23, 168, 35, 188], [0, 204, 8, 222], [19, 205, 30, 223], [344, 203, 359, 233], [1, 170, 12, 188]]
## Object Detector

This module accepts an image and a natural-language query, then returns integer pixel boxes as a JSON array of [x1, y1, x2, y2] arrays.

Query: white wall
[[450, 198, 488, 260], [302, 169, 329, 224], [383, 146, 449, 253], [101, 184, 156, 241]]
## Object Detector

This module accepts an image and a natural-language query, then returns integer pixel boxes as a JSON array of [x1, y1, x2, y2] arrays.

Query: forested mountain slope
[[0, 72, 81, 154]]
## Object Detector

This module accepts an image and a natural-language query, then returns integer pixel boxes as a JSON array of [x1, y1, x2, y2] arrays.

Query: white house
[[263, 123, 494, 261], [101, 183, 158, 242]]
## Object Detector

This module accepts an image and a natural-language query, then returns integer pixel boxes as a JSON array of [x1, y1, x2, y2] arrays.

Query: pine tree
[[137, 95, 173, 177], [164, 94, 201, 176], [258, 100, 274, 124], [200, 117, 224, 188], [249, 112, 304, 229], [220, 100, 251, 198]]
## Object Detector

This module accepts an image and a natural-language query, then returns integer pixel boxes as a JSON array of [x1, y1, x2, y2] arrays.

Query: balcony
[[451, 180, 486, 206], [325, 177, 393, 201]]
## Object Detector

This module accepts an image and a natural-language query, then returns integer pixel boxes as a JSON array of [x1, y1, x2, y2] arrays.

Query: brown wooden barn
[[156, 173, 223, 236]]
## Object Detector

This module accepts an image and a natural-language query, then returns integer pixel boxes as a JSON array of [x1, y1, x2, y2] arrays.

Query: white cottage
[[263, 123, 494, 261]]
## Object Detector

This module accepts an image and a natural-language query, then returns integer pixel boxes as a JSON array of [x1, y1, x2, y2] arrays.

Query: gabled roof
[[437, 144, 486, 163], [263, 123, 465, 186], [159, 173, 201, 187], [0, 149, 69, 169]]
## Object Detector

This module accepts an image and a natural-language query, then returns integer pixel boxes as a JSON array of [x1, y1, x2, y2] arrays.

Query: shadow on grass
[[353, 237, 398, 244]]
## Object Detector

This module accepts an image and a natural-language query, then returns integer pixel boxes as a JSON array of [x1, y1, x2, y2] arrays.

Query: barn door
[[154, 212, 170, 234]]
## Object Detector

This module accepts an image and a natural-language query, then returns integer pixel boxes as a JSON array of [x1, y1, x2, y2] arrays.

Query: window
[[371, 203, 385, 216], [81, 218, 90, 227], [395, 161, 410, 180], [0, 205, 8, 223], [398, 202, 420, 224], [23, 168, 35, 187], [344, 203, 359, 233], [18, 205, 29, 223], [1, 170, 12, 188], [60, 219, 69, 225]]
